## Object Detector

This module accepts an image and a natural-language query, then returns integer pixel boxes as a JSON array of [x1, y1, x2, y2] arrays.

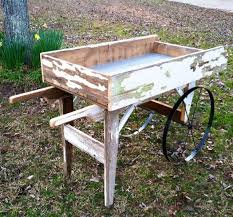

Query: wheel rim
[[162, 86, 215, 162]]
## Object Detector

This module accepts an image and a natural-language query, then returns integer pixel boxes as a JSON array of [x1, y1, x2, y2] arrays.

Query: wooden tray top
[[41, 35, 227, 111]]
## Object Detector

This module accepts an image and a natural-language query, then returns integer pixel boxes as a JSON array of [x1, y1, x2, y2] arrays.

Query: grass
[[0, 14, 233, 217], [0, 70, 44, 86], [31, 30, 63, 68], [0, 39, 26, 70], [0, 30, 63, 70]]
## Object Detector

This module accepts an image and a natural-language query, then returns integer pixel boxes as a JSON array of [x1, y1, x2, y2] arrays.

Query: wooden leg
[[59, 95, 74, 177], [104, 110, 120, 208]]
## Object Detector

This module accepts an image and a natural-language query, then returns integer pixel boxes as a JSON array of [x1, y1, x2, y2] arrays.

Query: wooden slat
[[50, 105, 104, 128], [42, 35, 159, 66], [140, 100, 183, 123], [154, 41, 202, 57], [9, 86, 68, 104], [64, 124, 105, 164]]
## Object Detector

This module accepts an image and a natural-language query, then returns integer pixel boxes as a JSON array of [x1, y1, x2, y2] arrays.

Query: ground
[[0, 0, 233, 216]]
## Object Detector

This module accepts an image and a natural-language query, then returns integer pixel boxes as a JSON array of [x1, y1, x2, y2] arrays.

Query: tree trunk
[[1, 0, 32, 63]]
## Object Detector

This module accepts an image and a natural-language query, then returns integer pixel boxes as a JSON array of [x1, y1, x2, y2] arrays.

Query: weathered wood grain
[[41, 55, 109, 107], [42, 35, 159, 66], [109, 46, 227, 111], [64, 124, 105, 164], [59, 95, 74, 177], [104, 110, 120, 207], [50, 105, 104, 127], [154, 41, 202, 57], [9, 86, 68, 104]]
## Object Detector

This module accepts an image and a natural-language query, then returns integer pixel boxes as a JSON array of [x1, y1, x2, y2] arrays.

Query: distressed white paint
[[119, 55, 196, 92], [206, 55, 227, 69], [52, 65, 106, 91], [42, 41, 226, 112], [79, 67, 108, 80], [52, 59, 76, 71], [64, 124, 104, 164], [41, 59, 53, 68], [42, 55, 108, 81], [51, 78, 63, 87], [110, 46, 227, 111], [202, 47, 225, 61], [111, 97, 140, 111], [66, 80, 83, 90]]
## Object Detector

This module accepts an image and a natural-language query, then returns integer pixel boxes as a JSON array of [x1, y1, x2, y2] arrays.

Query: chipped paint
[[53, 58, 108, 81], [53, 59, 76, 71], [51, 78, 62, 87], [165, 71, 171, 78], [120, 55, 197, 92], [52, 66, 106, 92], [110, 46, 227, 111], [111, 97, 139, 110], [42, 44, 227, 112], [42, 59, 53, 68], [66, 80, 82, 90], [79, 66, 108, 81], [42, 55, 108, 81], [202, 47, 225, 62]]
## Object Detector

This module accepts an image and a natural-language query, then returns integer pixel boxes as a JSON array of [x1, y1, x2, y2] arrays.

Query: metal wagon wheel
[[162, 86, 215, 162]]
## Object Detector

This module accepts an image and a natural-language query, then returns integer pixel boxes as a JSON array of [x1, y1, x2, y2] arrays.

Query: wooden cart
[[10, 35, 227, 207]]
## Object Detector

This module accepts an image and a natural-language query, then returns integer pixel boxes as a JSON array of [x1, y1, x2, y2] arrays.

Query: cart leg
[[59, 95, 74, 177], [180, 82, 195, 122], [104, 110, 120, 207]]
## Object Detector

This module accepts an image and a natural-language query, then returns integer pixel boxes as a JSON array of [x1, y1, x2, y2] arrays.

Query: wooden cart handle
[[9, 86, 68, 104], [49, 105, 104, 128]]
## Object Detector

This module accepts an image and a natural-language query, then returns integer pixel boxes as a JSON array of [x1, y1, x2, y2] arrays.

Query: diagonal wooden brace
[[64, 124, 105, 164]]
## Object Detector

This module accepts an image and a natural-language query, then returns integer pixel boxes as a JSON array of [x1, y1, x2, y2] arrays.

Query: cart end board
[[41, 35, 228, 110], [109, 46, 227, 110]]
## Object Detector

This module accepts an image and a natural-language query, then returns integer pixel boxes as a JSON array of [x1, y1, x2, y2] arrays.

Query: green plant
[[31, 30, 63, 68], [0, 38, 26, 70], [0, 32, 4, 40]]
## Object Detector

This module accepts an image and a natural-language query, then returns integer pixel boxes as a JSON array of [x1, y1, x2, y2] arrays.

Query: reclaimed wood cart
[[10, 35, 227, 207]]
